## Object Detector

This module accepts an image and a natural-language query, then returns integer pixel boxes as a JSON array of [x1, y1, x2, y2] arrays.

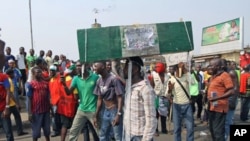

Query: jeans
[[0, 111, 14, 141], [25, 82, 30, 112], [9, 105, 24, 134], [32, 112, 51, 138], [209, 111, 226, 141], [225, 98, 238, 141], [99, 107, 123, 141], [172, 103, 194, 141], [240, 97, 250, 121], [69, 110, 97, 141], [51, 106, 61, 134], [225, 109, 235, 141]]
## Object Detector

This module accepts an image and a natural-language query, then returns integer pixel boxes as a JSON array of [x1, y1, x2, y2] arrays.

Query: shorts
[[32, 112, 50, 138], [61, 115, 73, 129]]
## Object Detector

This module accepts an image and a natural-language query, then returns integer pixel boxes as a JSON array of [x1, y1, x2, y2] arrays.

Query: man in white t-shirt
[[45, 50, 53, 67], [16, 47, 27, 95]]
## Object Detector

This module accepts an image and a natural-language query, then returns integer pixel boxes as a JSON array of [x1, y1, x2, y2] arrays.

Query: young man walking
[[93, 61, 124, 141]]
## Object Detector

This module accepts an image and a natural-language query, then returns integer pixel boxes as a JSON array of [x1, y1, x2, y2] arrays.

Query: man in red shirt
[[207, 58, 234, 141], [0, 39, 14, 141], [27, 67, 51, 141]]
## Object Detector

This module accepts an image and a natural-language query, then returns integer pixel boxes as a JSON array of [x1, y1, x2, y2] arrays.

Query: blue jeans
[[99, 107, 123, 141], [225, 98, 238, 141], [25, 82, 30, 112], [0, 111, 14, 141], [173, 103, 194, 141], [32, 112, 51, 139], [225, 109, 235, 141]]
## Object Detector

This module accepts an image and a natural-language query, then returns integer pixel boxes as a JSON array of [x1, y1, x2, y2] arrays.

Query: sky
[[0, 0, 250, 61]]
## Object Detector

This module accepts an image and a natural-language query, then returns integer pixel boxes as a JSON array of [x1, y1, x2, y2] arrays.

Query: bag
[[158, 96, 169, 117]]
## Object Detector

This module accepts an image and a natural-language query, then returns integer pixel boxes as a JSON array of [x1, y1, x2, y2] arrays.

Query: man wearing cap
[[3, 47, 16, 72], [48, 65, 62, 137], [0, 39, 14, 141], [5, 69, 28, 136], [123, 56, 157, 141], [6, 59, 23, 106]]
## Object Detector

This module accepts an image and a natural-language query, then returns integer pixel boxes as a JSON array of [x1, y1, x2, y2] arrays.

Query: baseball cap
[[49, 65, 57, 71], [8, 59, 15, 63]]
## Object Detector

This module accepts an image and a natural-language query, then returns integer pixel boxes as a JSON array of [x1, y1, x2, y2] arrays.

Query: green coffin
[[77, 21, 194, 62]]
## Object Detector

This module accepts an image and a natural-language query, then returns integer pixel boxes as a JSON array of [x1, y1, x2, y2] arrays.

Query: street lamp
[[29, 0, 34, 50]]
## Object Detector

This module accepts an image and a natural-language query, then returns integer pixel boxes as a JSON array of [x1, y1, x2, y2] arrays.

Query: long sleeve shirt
[[123, 80, 157, 141]]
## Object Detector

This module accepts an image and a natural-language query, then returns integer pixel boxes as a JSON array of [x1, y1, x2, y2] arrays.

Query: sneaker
[[51, 132, 60, 137]]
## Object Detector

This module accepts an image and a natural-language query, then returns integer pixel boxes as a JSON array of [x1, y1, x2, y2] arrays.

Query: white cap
[[49, 65, 57, 71], [8, 59, 15, 63]]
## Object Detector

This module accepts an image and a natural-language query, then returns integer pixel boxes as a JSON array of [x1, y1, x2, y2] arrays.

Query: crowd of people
[[0, 39, 250, 141]]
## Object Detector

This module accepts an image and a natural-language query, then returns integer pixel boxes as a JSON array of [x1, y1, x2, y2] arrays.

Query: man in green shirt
[[26, 49, 37, 69], [62, 61, 99, 141]]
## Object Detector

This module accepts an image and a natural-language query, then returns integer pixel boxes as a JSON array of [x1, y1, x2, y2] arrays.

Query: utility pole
[[29, 0, 34, 50]]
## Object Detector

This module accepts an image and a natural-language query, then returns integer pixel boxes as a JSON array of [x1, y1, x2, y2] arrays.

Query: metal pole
[[29, 0, 34, 50]]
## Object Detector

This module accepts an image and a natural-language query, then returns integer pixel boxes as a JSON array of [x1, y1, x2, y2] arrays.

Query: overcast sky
[[0, 0, 249, 60]]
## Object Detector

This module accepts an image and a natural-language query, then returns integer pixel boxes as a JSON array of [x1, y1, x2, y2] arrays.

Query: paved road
[[0, 97, 249, 141]]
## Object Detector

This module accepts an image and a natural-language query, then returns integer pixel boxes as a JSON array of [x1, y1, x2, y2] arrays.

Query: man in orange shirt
[[207, 58, 234, 141], [48, 65, 61, 137], [57, 65, 78, 141]]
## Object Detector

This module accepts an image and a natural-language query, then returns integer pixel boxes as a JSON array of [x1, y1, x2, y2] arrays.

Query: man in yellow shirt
[[6, 68, 28, 136]]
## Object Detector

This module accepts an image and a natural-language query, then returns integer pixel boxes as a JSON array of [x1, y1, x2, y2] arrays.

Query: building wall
[[221, 52, 240, 64]]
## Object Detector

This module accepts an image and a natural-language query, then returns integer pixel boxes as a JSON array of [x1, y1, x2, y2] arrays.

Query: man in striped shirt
[[123, 56, 157, 141], [26, 67, 51, 141]]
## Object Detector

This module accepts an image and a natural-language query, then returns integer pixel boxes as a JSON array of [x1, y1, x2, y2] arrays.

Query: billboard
[[199, 17, 243, 56], [202, 18, 240, 46], [163, 52, 188, 66]]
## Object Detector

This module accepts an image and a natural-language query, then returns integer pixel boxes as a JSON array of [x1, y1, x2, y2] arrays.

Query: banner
[[202, 18, 240, 46], [163, 52, 188, 66], [120, 24, 160, 57]]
